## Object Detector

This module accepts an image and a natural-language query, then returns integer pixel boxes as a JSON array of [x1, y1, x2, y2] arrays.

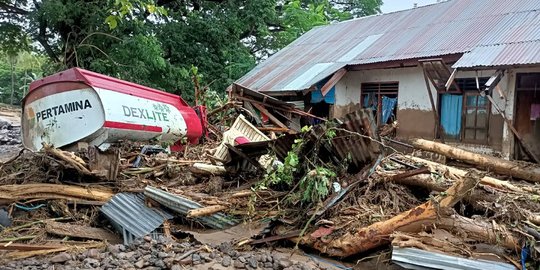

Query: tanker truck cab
[[22, 68, 204, 152]]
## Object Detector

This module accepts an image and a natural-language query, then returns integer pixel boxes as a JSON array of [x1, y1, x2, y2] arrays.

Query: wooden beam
[[44, 220, 121, 243], [420, 62, 444, 142], [251, 103, 289, 129], [321, 68, 347, 97]]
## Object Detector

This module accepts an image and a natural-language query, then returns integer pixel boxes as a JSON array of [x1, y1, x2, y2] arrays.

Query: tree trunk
[[403, 155, 540, 195], [9, 58, 15, 105], [298, 170, 481, 257], [411, 138, 540, 183]]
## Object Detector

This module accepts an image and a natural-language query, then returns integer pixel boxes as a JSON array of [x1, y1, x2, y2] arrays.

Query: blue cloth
[[521, 245, 530, 270], [381, 96, 397, 124], [311, 80, 335, 104], [440, 94, 463, 138]]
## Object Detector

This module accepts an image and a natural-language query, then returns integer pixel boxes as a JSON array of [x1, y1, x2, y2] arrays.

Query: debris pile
[[1, 106, 539, 269]]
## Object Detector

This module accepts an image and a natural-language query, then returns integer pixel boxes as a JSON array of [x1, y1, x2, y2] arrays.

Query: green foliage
[[261, 122, 342, 204], [0, 0, 382, 105], [299, 166, 336, 202], [0, 51, 46, 104]]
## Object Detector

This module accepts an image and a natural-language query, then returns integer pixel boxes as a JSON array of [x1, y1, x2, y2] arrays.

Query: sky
[[381, 0, 438, 13]]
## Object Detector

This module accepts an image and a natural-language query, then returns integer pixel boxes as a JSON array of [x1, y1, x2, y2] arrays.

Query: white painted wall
[[335, 66, 436, 111]]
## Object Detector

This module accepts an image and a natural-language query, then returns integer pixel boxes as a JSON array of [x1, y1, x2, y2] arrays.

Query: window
[[361, 82, 398, 126], [463, 92, 489, 142], [439, 78, 490, 143]]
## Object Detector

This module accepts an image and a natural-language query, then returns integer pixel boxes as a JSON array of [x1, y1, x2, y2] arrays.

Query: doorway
[[514, 73, 540, 161]]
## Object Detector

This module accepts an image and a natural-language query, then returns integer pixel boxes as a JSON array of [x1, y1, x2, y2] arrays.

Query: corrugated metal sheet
[[144, 186, 237, 229], [101, 193, 173, 245], [236, 0, 540, 93], [392, 247, 516, 270], [330, 109, 381, 168], [453, 40, 540, 68]]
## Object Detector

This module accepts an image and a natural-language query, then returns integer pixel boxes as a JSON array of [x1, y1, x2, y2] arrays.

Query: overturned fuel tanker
[[22, 68, 206, 151]]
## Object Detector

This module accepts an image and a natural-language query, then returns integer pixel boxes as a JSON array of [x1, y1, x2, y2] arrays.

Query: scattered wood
[[0, 184, 114, 204], [5, 242, 105, 260], [187, 205, 228, 218], [436, 215, 520, 251], [0, 243, 63, 251], [411, 138, 540, 183], [43, 145, 92, 175], [403, 155, 540, 195], [189, 163, 227, 176], [299, 170, 480, 257], [44, 220, 121, 243]]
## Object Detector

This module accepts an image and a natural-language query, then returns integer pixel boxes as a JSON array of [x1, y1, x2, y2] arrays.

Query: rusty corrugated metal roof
[[236, 0, 540, 93], [453, 40, 540, 68]]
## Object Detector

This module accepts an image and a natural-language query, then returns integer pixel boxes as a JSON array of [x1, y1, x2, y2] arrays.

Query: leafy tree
[[0, 0, 382, 104], [0, 51, 46, 104]]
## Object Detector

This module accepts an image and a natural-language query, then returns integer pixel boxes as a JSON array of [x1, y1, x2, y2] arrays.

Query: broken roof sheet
[[236, 0, 540, 93], [101, 193, 173, 242]]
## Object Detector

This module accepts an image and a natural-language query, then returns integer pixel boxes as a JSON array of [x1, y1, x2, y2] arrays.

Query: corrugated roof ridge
[[331, 0, 452, 25], [473, 38, 540, 48]]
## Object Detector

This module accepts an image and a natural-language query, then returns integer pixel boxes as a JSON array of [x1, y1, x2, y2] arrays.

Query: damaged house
[[233, 0, 540, 161]]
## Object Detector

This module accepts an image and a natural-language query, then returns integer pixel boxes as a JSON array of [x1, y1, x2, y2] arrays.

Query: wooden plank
[[420, 62, 444, 142], [321, 68, 347, 97], [251, 103, 289, 130], [0, 243, 63, 251], [44, 220, 121, 244]]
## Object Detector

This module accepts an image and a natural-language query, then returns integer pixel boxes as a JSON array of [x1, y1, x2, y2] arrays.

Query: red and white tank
[[22, 68, 204, 151]]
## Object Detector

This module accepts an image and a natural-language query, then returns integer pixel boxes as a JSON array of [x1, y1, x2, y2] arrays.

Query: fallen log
[[411, 138, 540, 183], [0, 184, 114, 204], [403, 155, 540, 195], [437, 215, 520, 251], [45, 220, 121, 243], [187, 205, 228, 218], [299, 170, 480, 257]]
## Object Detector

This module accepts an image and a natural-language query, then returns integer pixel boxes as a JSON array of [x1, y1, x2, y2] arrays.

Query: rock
[[83, 258, 100, 268], [108, 244, 124, 254], [155, 260, 166, 268], [117, 251, 136, 260], [263, 262, 273, 268], [233, 260, 246, 269], [135, 259, 145, 269], [222, 255, 232, 267], [86, 249, 100, 259], [158, 252, 170, 258], [200, 252, 211, 262], [248, 257, 258, 269], [208, 263, 229, 270], [278, 259, 292, 269], [143, 235, 152, 242], [239, 256, 247, 263], [171, 265, 182, 270], [0, 208, 12, 228], [50, 252, 71, 263], [192, 253, 201, 262]]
